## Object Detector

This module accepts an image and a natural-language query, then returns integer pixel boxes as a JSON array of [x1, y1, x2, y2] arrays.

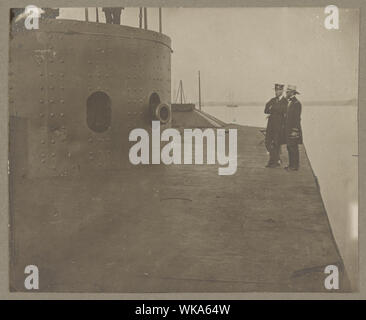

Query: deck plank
[[9, 113, 349, 292]]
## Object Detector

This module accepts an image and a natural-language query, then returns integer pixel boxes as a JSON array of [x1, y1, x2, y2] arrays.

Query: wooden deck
[[9, 110, 349, 292]]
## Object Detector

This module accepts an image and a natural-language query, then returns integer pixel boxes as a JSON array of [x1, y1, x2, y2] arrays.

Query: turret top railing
[[11, 7, 163, 34], [84, 7, 163, 33]]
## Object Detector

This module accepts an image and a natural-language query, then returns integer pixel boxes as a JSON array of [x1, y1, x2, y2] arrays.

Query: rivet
[[51, 140, 55, 144], [50, 113, 54, 117]]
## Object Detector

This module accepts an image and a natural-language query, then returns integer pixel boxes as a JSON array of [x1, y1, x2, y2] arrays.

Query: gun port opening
[[86, 91, 111, 133]]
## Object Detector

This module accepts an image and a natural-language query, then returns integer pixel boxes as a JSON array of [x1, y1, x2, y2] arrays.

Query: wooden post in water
[[198, 71, 202, 111], [85, 8, 89, 22], [96, 7, 99, 23], [144, 8, 148, 29], [159, 8, 162, 33]]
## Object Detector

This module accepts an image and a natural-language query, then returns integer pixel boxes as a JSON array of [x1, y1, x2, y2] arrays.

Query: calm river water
[[202, 104, 358, 290]]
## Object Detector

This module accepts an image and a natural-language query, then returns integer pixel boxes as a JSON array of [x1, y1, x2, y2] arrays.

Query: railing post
[[96, 7, 99, 23], [85, 8, 89, 22], [139, 7, 143, 28], [159, 8, 162, 33], [144, 8, 148, 29]]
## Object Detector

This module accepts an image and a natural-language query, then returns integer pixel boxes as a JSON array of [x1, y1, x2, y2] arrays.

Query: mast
[[180, 80, 183, 104], [198, 71, 202, 111]]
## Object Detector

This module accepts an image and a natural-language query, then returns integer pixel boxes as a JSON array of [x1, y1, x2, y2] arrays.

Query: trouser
[[113, 12, 122, 24], [105, 12, 113, 24], [105, 11, 122, 24], [287, 141, 299, 169], [268, 142, 280, 164]]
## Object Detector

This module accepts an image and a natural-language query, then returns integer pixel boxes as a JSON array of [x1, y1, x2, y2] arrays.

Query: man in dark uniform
[[103, 7, 124, 24], [284, 85, 303, 171], [264, 83, 287, 168]]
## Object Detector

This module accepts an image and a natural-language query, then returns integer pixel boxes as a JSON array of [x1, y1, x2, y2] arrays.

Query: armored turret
[[9, 18, 172, 178]]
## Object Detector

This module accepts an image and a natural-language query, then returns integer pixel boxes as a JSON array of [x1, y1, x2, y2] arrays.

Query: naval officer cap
[[274, 84, 284, 90], [286, 85, 300, 94]]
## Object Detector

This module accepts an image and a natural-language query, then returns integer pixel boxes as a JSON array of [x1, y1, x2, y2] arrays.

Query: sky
[[59, 7, 359, 103]]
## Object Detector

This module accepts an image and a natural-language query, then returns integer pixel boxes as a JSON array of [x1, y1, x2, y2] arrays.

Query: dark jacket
[[284, 96, 303, 144], [264, 96, 287, 146]]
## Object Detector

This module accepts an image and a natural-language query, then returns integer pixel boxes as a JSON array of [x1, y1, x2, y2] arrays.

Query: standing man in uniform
[[264, 83, 287, 168], [284, 85, 302, 171], [103, 7, 124, 24]]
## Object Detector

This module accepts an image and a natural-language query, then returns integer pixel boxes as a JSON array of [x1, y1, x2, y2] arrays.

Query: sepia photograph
[[8, 5, 358, 293]]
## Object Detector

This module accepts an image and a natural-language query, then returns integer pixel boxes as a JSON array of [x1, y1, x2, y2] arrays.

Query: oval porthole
[[86, 91, 111, 133]]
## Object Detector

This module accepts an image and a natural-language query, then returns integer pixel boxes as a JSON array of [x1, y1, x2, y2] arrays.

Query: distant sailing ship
[[226, 91, 238, 108]]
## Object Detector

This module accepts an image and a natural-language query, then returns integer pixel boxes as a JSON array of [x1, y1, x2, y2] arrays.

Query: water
[[202, 104, 358, 290]]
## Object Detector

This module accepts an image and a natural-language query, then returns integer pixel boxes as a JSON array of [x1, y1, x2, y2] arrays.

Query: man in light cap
[[264, 83, 287, 168], [284, 85, 303, 171]]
